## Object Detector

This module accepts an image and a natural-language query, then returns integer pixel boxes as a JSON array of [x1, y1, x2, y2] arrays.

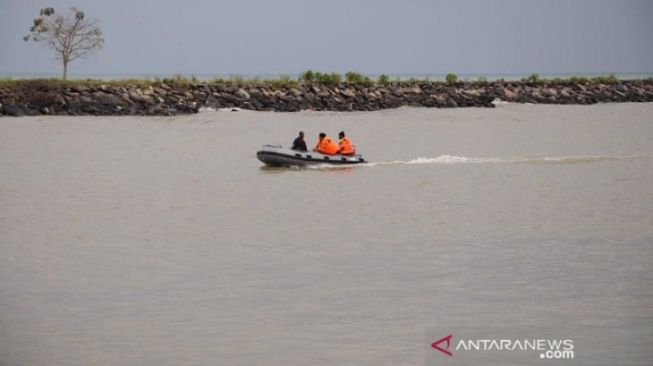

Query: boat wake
[[304, 154, 648, 169]]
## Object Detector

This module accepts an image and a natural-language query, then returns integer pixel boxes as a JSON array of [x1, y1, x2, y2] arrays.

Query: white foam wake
[[368, 154, 475, 166], [363, 154, 647, 167], [301, 154, 648, 170]]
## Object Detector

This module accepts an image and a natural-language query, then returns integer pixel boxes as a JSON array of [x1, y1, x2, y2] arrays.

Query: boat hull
[[257, 145, 366, 167]]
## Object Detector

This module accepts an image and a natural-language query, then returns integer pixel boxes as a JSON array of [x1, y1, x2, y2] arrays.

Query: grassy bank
[[1, 72, 650, 89]]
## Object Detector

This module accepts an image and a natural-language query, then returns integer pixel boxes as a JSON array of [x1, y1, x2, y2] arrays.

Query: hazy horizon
[[1, 0, 652, 77]]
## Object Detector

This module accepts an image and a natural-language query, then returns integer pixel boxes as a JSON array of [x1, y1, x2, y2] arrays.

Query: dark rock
[[70, 85, 89, 93], [93, 92, 121, 105], [140, 95, 155, 105], [4, 104, 24, 116], [147, 104, 165, 115]]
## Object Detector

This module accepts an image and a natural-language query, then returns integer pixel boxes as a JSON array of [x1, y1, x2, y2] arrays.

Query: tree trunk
[[63, 60, 68, 80]]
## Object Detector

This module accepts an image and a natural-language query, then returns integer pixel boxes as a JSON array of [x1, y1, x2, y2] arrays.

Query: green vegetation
[[512, 73, 619, 85], [377, 74, 390, 84], [0, 73, 635, 90], [568, 76, 589, 84], [0, 77, 156, 89], [445, 73, 458, 84], [301, 70, 341, 84], [270, 75, 297, 87], [345, 71, 373, 85], [300, 70, 315, 82], [522, 74, 541, 83], [311, 72, 342, 84], [592, 74, 618, 83]]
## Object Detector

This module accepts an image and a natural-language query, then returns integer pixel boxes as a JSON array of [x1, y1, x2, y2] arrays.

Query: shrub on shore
[[445, 73, 458, 84], [522, 74, 541, 83], [300, 70, 342, 84], [345, 71, 373, 85], [313, 72, 342, 84], [378, 74, 390, 84], [301, 70, 315, 82]]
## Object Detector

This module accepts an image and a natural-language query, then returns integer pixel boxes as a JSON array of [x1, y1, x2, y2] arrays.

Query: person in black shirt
[[291, 131, 307, 151]]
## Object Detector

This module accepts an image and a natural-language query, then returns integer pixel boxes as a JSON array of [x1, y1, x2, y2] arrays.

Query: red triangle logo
[[431, 334, 453, 356]]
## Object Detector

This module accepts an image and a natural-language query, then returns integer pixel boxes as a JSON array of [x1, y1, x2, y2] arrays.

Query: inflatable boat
[[257, 145, 366, 167]]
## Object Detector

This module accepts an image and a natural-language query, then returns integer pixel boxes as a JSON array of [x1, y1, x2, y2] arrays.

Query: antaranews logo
[[430, 334, 574, 360], [431, 334, 454, 356]]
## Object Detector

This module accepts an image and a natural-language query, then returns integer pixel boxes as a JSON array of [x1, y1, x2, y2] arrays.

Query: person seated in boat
[[313, 132, 339, 155], [337, 131, 356, 156], [291, 131, 307, 151]]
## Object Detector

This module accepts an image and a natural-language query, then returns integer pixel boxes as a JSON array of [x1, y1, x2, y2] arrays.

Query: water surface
[[1, 103, 652, 365]]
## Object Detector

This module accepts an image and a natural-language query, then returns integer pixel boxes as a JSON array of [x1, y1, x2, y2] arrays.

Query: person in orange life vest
[[313, 132, 339, 155], [337, 131, 356, 156]]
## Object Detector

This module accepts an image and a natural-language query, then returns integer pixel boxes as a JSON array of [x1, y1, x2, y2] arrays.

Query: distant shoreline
[[3, 72, 653, 82], [1, 76, 652, 116]]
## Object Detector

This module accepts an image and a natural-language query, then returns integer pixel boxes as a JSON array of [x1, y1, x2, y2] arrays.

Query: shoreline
[[1, 78, 652, 116]]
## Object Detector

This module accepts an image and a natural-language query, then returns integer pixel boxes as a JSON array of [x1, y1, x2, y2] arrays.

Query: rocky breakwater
[[1, 79, 652, 116]]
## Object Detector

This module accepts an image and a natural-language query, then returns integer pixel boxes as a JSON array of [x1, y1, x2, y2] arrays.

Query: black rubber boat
[[257, 145, 366, 167]]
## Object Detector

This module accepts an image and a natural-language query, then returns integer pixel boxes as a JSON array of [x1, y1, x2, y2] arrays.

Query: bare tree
[[24, 7, 104, 80]]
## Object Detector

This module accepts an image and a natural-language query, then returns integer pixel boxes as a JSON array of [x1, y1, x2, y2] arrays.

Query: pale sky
[[0, 0, 652, 77]]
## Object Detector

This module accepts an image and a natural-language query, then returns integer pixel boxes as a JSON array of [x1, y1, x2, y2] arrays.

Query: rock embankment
[[1, 79, 652, 116]]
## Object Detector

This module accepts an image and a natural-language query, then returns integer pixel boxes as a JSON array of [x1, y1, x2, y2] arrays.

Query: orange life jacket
[[315, 136, 339, 155], [338, 137, 356, 155]]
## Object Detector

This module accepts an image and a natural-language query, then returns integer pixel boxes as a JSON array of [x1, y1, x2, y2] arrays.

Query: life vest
[[315, 137, 339, 155], [338, 137, 356, 155]]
